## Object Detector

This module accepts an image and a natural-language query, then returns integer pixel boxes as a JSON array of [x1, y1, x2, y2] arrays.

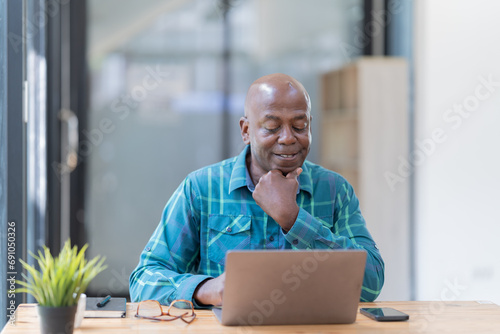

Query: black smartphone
[[360, 307, 409, 321]]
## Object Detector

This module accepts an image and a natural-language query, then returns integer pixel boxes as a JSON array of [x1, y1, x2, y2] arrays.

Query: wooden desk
[[2, 301, 500, 333]]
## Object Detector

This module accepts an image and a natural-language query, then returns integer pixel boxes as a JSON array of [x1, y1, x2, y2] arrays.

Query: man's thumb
[[286, 167, 303, 179]]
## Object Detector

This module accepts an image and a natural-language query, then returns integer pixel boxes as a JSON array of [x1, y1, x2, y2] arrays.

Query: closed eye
[[265, 126, 280, 133], [293, 122, 308, 132]]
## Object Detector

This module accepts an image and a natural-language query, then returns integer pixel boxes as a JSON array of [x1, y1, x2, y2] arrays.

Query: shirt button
[[226, 227, 232, 233], [292, 239, 298, 245], [145, 247, 151, 252], [269, 236, 274, 242]]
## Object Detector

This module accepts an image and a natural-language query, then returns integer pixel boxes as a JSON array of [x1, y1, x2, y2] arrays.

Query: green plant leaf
[[15, 239, 107, 307]]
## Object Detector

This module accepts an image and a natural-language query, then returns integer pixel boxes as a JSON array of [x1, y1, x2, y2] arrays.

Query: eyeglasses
[[135, 299, 196, 324]]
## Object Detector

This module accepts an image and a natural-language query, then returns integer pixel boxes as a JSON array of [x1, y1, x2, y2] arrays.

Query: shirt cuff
[[173, 274, 213, 309], [282, 208, 324, 248]]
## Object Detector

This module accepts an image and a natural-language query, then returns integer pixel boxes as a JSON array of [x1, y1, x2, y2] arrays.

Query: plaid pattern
[[129, 146, 384, 305]]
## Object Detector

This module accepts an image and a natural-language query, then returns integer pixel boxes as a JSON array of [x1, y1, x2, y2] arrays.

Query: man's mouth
[[275, 153, 298, 159]]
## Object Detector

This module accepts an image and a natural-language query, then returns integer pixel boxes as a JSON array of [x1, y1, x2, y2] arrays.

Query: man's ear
[[240, 116, 250, 145]]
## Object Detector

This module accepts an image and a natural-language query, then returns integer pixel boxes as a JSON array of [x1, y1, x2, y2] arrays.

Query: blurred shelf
[[319, 57, 410, 300]]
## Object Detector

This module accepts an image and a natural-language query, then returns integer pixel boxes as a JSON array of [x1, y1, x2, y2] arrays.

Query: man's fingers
[[286, 167, 303, 179]]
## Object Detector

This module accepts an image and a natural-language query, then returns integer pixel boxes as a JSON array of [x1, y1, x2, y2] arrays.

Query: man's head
[[240, 73, 312, 183]]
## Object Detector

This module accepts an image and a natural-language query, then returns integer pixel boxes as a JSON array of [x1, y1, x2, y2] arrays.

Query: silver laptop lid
[[218, 249, 367, 326]]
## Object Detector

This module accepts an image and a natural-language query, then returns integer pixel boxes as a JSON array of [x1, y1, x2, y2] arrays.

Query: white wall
[[415, 0, 500, 303]]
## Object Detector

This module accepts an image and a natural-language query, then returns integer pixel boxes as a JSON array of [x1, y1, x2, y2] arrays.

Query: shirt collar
[[228, 145, 313, 196]]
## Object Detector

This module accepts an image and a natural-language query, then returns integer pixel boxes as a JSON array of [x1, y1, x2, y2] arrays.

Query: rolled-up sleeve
[[129, 177, 212, 307], [284, 181, 385, 302]]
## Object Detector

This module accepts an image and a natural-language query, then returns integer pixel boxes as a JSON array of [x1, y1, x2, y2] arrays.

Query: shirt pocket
[[207, 214, 252, 266]]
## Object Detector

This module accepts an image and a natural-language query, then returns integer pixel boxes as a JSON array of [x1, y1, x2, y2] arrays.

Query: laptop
[[212, 249, 367, 326]]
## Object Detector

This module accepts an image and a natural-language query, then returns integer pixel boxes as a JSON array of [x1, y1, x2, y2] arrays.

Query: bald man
[[129, 74, 384, 308]]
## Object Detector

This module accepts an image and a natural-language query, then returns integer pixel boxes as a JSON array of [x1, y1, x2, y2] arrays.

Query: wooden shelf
[[319, 57, 410, 300]]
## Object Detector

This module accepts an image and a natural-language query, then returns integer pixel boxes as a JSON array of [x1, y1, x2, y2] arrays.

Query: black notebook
[[85, 297, 127, 318]]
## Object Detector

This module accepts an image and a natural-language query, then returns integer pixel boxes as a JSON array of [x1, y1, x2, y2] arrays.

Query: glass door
[[1, 1, 88, 327], [84, 0, 362, 297]]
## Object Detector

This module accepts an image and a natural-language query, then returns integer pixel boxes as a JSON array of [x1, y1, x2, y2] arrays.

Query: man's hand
[[193, 273, 225, 306], [252, 167, 302, 232]]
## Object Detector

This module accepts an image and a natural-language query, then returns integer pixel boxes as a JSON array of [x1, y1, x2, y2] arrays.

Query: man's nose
[[278, 125, 297, 145]]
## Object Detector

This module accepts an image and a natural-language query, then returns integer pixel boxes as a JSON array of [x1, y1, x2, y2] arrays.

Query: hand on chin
[[252, 167, 302, 231]]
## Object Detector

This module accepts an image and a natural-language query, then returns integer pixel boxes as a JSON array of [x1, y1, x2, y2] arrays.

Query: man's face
[[240, 82, 312, 181]]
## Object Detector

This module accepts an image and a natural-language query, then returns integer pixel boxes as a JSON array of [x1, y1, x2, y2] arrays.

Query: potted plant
[[16, 240, 107, 334]]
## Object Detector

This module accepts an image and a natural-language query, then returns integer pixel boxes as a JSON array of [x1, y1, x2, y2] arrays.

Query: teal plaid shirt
[[129, 145, 384, 305]]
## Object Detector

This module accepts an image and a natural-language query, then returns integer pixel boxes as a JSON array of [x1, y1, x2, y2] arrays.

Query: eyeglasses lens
[[138, 301, 162, 317], [169, 300, 190, 317]]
